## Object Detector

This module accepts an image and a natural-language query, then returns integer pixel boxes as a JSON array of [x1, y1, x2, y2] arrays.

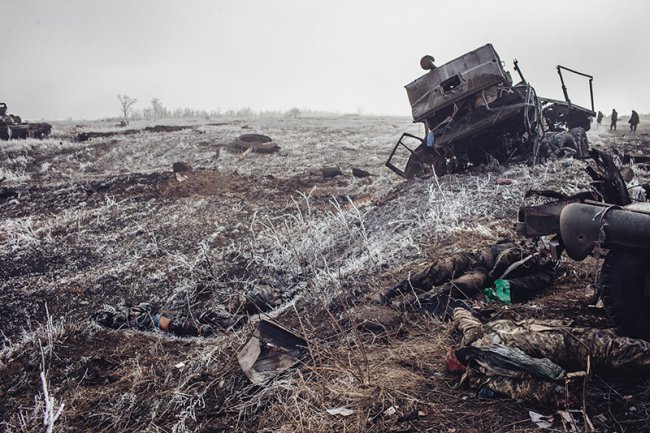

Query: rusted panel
[[237, 319, 307, 385], [405, 44, 512, 123]]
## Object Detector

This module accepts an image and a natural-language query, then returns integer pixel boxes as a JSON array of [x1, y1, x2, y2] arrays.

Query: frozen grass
[[2, 117, 649, 432], [246, 155, 595, 307]]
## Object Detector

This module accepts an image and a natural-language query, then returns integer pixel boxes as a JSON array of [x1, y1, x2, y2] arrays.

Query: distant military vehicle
[[0, 102, 52, 140], [386, 44, 595, 178]]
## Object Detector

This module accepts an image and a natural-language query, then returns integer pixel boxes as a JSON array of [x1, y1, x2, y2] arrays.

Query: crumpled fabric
[[454, 308, 650, 372], [461, 367, 569, 406], [90, 302, 210, 337], [377, 241, 555, 312], [456, 344, 566, 381], [450, 308, 650, 405], [90, 303, 156, 331]]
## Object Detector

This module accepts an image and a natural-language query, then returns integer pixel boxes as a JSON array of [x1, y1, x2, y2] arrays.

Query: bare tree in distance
[[286, 107, 302, 119], [151, 98, 166, 119], [117, 95, 138, 123]]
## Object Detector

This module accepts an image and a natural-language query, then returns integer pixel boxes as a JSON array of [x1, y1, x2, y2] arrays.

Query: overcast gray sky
[[4, 0, 649, 120]]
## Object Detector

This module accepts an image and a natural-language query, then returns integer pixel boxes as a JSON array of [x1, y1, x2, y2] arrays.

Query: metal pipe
[[558, 65, 594, 79], [557, 66, 571, 109], [513, 59, 526, 83]]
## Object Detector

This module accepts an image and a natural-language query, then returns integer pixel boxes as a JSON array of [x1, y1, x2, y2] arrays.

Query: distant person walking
[[610, 109, 618, 130], [596, 111, 604, 126], [629, 110, 640, 133]]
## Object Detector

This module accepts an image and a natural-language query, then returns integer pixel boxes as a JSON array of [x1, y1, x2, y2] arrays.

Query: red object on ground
[[445, 347, 466, 372]]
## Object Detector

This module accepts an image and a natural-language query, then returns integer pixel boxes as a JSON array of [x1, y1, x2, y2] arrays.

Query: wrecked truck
[[0, 102, 52, 140], [518, 149, 650, 341], [386, 44, 594, 178]]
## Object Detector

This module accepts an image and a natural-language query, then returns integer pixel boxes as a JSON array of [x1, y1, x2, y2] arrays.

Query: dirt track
[[1, 116, 649, 432]]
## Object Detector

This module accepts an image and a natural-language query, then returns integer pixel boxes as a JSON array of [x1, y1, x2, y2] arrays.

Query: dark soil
[[1, 118, 650, 432]]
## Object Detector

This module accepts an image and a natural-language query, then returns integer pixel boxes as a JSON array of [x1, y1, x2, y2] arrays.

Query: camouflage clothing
[[454, 308, 650, 372], [450, 308, 650, 405], [377, 241, 555, 313], [461, 367, 568, 406], [91, 303, 212, 337], [91, 303, 156, 331]]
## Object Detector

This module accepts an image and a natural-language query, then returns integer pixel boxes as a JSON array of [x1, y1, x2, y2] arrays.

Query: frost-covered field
[[1, 116, 649, 432]]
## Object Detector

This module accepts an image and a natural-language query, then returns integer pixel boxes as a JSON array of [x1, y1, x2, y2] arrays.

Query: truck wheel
[[550, 131, 577, 156], [600, 248, 650, 340]]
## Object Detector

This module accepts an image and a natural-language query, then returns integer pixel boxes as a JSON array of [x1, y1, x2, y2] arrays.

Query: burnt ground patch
[[2, 118, 650, 432]]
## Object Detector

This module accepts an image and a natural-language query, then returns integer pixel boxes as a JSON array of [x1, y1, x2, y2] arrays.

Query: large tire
[[548, 131, 577, 157], [600, 248, 650, 340]]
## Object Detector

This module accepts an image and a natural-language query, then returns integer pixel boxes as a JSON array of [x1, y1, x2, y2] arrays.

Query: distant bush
[[285, 108, 301, 119]]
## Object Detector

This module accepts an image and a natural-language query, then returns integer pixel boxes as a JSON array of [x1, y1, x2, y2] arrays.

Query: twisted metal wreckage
[[386, 44, 594, 178], [0, 102, 51, 140]]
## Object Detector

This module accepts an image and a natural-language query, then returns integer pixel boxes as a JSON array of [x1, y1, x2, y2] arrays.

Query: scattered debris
[[237, 319, 307, 385], [319, 167, 343, 178], [77, 130, 138, 141], [172, 161, 192, 182], [0, 102, 52, 140], [76, 124, 196, 141], [529, 411, 554, 429], [326, 407, 355, 417], [172, 161, 193, 173], [386, 44, 595, 178], [623, 152, 650, 165], [144, 124, 194, 134], [351, 167, 372, 178], [228, 283, 305, 315]]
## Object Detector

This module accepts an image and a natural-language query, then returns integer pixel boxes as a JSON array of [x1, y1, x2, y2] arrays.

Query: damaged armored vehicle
[[386, 44, 595, 178], [0, 102, 52, 140]]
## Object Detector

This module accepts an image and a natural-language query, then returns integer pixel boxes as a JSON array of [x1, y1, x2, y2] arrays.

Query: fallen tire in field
[[232, 133, 280, 154]]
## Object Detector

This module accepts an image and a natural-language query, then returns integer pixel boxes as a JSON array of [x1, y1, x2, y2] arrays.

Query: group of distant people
[[596, 109, 640, 132]]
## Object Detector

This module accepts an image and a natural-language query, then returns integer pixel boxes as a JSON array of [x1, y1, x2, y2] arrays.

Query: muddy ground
[[1, 116, 650, 432]]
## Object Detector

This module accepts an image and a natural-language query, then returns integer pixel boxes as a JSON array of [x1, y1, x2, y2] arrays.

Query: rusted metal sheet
[[237, 319, 307, 385], [406, 44, 512, 123]]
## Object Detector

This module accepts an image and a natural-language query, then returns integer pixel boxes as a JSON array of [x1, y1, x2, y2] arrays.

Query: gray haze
[[4, 0, 649, 120]]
